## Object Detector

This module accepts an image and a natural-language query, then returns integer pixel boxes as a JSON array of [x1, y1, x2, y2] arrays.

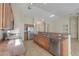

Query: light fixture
[[49, 14, 55, 18], [27, 3, 32, 10], [28, 6, 32, 10]]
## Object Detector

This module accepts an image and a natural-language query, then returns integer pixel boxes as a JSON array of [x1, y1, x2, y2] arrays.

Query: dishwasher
[[48, 34, 62, 56]]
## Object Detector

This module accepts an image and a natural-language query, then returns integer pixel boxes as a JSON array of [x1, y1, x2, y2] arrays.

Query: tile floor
[[0, 40, 52, 56], [71, 39, 79, 56], [24, 40, 52, 56]]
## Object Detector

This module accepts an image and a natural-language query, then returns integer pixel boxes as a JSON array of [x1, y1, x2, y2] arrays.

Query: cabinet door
[[60, 38, 68, 56], [3, 3, 13, 28], [0, 4, 3, 29]]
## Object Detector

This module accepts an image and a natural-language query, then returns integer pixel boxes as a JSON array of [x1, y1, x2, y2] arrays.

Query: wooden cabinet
[[60, 34, 68, 56], [3, 3, 13, 28], [0, 4, 3, 29], [0, 3, 13, 29], [33, 32, 68, 56], [33, 32, 48, 50]]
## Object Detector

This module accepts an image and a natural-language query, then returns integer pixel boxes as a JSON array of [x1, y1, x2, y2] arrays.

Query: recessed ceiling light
[[49, 14, 55, 18]]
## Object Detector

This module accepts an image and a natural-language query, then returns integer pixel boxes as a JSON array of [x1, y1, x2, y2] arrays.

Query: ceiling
[[11, 3, 79, 22], [33, 3, 79, 16]]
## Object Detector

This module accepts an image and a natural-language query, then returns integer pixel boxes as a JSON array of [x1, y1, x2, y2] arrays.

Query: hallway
[[24, 40, 52, 56]]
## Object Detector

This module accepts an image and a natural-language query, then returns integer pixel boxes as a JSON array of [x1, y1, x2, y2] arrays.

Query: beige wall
[[70, 16, 77, 39], [50, 16, 77, 39], [48, 16, 70, 33], [33, 17, 46, 32]]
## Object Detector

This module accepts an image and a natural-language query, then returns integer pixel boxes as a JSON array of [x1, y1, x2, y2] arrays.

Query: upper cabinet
[[0, 3, 14, 29], [5, 3, 13, 28], [0, 4, 3, 29]]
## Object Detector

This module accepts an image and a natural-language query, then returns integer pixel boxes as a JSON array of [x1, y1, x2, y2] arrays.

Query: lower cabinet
[[60, 38, 68, 56], [33, 32, 48, 50], [37, 36, 48, 49]]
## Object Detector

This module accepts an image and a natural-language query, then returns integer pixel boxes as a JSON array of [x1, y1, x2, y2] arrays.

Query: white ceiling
[[33, 3, 79, 16], [11, 3, 79, 21]]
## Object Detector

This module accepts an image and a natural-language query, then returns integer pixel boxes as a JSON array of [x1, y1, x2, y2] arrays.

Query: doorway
[[70, 16, 79, 56]]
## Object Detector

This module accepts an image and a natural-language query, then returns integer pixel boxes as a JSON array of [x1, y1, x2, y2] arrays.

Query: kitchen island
[[33, 32, 68, 56]]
